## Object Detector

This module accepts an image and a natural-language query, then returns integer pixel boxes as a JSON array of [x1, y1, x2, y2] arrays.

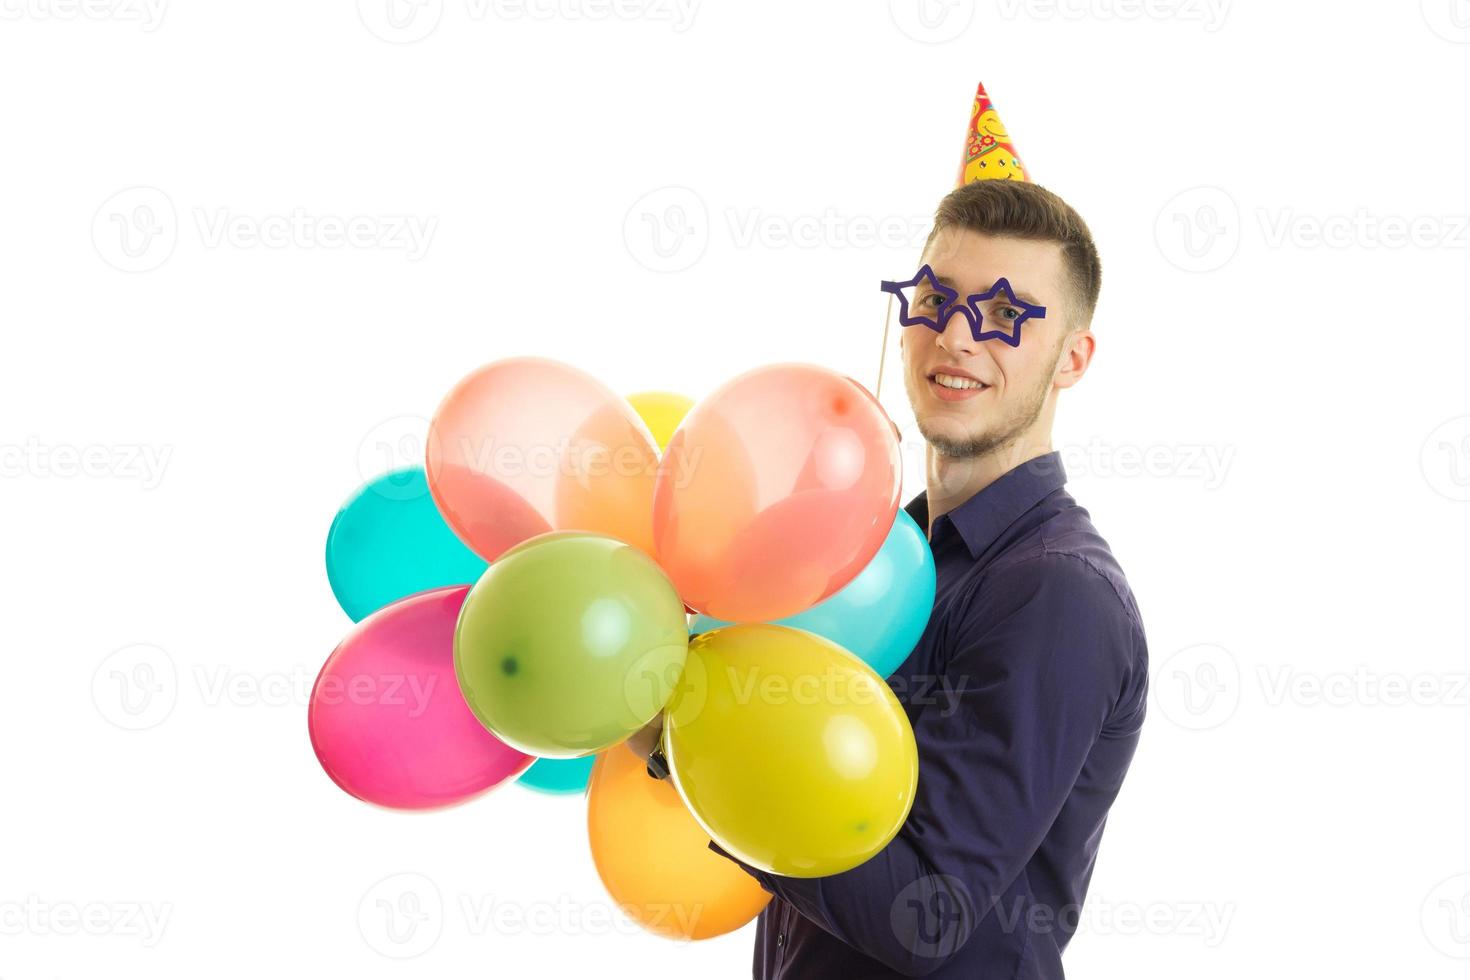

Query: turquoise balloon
[[325, 467, 488, 622], [517, 756, 596, 795], [691, 509, 935, 678]]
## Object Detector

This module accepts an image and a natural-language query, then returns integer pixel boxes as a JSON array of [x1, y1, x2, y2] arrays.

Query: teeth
[[934, 373, 984, 390]]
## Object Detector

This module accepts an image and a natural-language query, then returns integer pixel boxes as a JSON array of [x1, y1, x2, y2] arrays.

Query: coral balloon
[[454, 531, 689, 758], [653, 364, 900, 622], [427, 358, 661, 562], [663, 624, 918, 878], [588, 745, 771, 940], [626, 391, 695, 452], [692, 508, 935, 679], [308, 587, 532, 810]]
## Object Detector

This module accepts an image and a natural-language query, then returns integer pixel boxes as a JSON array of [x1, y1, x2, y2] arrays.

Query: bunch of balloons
[[309, 357, 937, 940]]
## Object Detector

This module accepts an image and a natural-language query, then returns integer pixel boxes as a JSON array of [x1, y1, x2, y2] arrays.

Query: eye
[[998, 306, 1022, 321], [917, 292, 946, 309]]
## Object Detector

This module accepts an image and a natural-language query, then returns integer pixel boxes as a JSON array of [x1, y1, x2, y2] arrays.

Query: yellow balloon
[[626, 391, 695, 452], [587, 745, 771, 940], [663, 624, 918, 878]]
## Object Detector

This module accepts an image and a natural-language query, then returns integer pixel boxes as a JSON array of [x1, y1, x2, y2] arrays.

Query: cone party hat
[[956, 81, 1028, 185]]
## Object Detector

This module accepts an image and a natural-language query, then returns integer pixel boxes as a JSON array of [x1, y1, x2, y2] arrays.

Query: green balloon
[[454, 532, 688, 758]]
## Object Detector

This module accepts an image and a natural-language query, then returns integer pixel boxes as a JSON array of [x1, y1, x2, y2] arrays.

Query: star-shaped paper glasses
[[879, 264, 1046, 348]]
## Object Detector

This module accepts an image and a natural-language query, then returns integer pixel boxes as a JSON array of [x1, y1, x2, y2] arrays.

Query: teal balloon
[[517, 756, 596, 795], [691, 509, 935, 678], [325, 467, 488, 622]]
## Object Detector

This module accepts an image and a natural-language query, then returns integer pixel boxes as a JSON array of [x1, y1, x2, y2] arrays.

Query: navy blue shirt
[[709, 452, 1149, 978]]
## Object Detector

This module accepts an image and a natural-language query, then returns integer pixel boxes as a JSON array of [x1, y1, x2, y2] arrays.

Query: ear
[[1053, 328, 1095, 391]]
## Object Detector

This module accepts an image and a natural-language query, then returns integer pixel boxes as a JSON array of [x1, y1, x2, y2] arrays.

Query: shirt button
[[776, 933, 786, 946]]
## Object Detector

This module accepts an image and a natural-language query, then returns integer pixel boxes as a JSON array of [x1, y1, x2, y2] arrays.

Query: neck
[[924, 430, 1053, 537]]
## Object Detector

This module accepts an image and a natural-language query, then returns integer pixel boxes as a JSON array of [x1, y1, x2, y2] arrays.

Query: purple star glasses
[[879, 264, 1046, 348]]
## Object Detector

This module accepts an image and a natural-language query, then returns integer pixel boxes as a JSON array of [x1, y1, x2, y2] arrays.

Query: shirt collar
[[903, 451, 1068, 559]]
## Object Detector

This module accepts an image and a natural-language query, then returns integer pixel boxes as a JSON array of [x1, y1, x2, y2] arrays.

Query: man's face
[[899, 229, 1072, 459]]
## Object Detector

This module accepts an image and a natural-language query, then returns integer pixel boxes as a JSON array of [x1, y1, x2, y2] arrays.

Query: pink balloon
[[426, 357, 661, 562], [308, 586, 532, 810], [653, 364, 901, 622]]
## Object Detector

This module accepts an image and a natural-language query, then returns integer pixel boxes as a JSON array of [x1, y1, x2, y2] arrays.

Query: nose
[[934, 304, 979, 357]]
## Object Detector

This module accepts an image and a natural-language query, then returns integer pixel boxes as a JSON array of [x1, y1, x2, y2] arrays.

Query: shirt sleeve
[[706, 552, 1144, 976]]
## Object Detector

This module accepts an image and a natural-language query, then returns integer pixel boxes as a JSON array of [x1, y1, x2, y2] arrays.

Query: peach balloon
[[427, 358, 661, 562], [652, 364, 901, 622], [587, 745, 770, 940]]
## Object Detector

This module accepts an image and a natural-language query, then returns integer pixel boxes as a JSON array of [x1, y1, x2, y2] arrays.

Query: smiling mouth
[[928, 371, 990, 398]]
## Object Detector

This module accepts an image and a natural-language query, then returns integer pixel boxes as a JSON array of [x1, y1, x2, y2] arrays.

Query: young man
[[634, 179, 1148, 978]]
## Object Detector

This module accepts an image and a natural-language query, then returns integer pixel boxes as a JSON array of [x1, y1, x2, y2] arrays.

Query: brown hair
[[923, 181, 1102, 329]]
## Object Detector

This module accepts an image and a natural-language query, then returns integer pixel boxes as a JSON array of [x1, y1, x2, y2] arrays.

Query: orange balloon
[[652, 364, 901, 622], [587, 745, 770, 940], [426, 358, 661, 562]]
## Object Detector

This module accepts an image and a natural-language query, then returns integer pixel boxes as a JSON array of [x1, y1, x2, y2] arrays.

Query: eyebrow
[[934, 275, 1044, 308]]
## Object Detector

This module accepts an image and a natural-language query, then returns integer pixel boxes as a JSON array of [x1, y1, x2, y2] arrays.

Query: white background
[[3, 0, 1470, 977]]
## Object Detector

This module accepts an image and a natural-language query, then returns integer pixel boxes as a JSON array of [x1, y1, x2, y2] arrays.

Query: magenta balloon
[[308, 586, 532, 810]]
